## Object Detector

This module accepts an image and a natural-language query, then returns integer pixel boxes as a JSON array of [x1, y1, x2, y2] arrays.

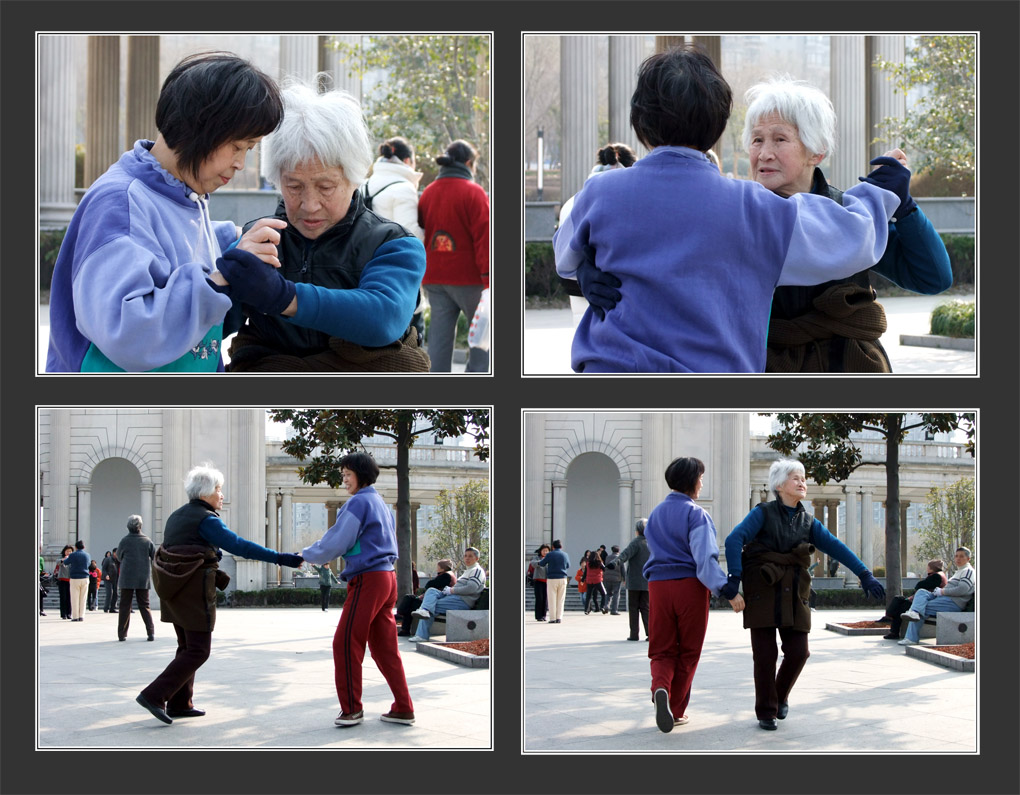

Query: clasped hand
[[728, 594, 745, 613]]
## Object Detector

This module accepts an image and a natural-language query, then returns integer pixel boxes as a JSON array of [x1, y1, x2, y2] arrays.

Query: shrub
[[873, 566, 886, 577], [929, 300, 975, 338], [524, 242, 567, 302], [940, 234, 974, 286], [220, 587, 348, 608], [40, 228, 67, 292]]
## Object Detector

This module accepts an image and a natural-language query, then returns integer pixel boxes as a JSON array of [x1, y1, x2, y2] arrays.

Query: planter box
[[905, 644, 974, 672], [414, 641, 489, 668], [811, 577, 844, 589], [825, 622, 889, 636]]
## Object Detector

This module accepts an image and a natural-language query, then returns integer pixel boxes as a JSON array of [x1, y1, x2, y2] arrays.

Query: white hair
[[263, 81, 373, 187], [742, 76, 836, 159], [768, 459, 806, 496], [185, 464, 224, 501]]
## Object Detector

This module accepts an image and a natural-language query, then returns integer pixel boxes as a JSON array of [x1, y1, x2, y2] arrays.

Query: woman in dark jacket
[[115, 515, 157, 641], [583, 550, 607, 614], [418, 139, 490, 372], [136, 465, 302, 724], [725, 459, 885, 731], [529, 544, 551, 621], [54, 545, 74, 619]]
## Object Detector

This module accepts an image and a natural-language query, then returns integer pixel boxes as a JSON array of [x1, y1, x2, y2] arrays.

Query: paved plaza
[[524, 294, 976, 374], [524, 607, 975, 753], [38, 607, 490, 749]]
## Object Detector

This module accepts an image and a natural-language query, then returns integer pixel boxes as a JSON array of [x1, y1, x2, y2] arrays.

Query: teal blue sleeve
[[810, 520, 867, 576], [199, 516, 280, 564], [725, 506, 765, 577], [287, 236, 425, 346], [872, 208, 953, 294]]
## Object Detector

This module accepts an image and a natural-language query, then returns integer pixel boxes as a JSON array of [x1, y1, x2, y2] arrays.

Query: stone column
[[813, 503, 826, 572], [716, 413, 750, 550], [77, 485, 93, 550], [320, 34, 362, 101], [560, 36, 598, 203], [608, 36, 645, 156], [267, 490, 279, 584], [163, 410, 189, 514], [126, 36, 159, 147], [842, 485, 860, 573], [410, 502, 421, 568], [859, 487, 874, 571], [655, 36, 686, 52], [85, 35, 121, 188], [552, 480, 568, 546], [525, 414, 547, 550], [827, 499, 842, 574], [140, 484, 154, 540], [829, 35, 867, 191], [692, 35, 725, 152], [867, 36, 905, 159], [899, 499, 910, 573], [618, 480, 633, 551], [48, 410, 71, 547], [279, 35, 319, 85], [39, 36, 77, 227]]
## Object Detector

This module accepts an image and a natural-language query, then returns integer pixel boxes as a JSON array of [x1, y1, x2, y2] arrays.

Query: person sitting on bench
[[899, 547, 975, 646], [409, 547, 486, 642]]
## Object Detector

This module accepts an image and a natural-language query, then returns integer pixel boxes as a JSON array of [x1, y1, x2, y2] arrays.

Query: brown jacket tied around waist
[[741, 541, 815, 632], [151, 544, 229, 632]]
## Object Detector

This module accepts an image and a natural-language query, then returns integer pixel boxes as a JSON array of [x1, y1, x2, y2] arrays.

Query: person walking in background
[[137, 464, 303, 725], [603, 545, 625, 615], [529, 544, 551, 621], [725, 459, 885, 731], [87, 559, 101, 611], [643, 457, 745, 732], [312, 562, 340, 612], [54, 546, 74, 619], [116, 515, 157, 641], [537, 540, 571, 624], [301, 452, 414, 727], [418, 139, 490, 372], [584, 550, 608, 615], [65, 541, 91, 622], [101, 550, 119, 613], [616, 520, 651, 641]]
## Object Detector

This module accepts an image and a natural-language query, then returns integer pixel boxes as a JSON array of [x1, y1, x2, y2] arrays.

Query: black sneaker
[[653, 688, 674, 733]]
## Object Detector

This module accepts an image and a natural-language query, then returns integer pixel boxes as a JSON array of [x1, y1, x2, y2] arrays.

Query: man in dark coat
[[615, 519, 651, 641], [116, 515, 156, 641], [101, 550, 119, 612]]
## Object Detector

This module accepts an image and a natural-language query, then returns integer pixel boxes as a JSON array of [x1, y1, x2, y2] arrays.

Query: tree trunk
[[884, 416, 903, 607], [395, 418, 412, 596]]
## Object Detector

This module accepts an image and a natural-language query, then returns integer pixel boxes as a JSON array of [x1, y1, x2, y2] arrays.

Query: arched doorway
[[565, 453, 620, 557], [89, 458, 142, 557]]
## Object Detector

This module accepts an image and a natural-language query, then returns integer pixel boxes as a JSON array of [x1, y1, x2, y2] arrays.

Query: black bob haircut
[[665, 456, 706, 495], [630, 44, 732, 152], [155, 52, 283, 183], [338, 452, 380, 487]]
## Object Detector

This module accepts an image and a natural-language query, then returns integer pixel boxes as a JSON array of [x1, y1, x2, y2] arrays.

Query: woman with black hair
[[583, 550, 607, 614], [418, 139, 490, 372], [365, 137, 425, 241], [46, 52, 284, 372], [301, 452, 415, 728]]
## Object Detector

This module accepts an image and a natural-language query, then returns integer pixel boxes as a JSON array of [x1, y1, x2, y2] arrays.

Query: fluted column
[[655, 36, 686, 52], [126, 36, 159, 147], [552, 479, 568, 545], [321, 34, 362, 100], [267, 490, 279, 584], [618, 480, 634, 551], [39, 36, 77, 227], [77, 485, 93, 551], [280, 490, 294, 582], [48, 410, 71, 548], [232, 410, 266, 590], [608, 36, 645, 156], [86, 35, 121, 187], [140, 484, 154, 540], [716, 413, 750, 549], [279, 35, 319, 85], [163, 410, 189, 513], [525, 414, 546, 550], [842, 485, 860, 573], [829, 35, 867, 190], [867, 36, 905, 159], [560, 36, 598, 203], [692, 34, 725, 151], [860, 486, 874, 571]]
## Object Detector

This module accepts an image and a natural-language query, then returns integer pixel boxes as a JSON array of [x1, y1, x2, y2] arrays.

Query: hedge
[[525, 242, 566, 303], [708, 588, 885, 610], [929, 300, 975, 338], [219, 587, 348, 608]]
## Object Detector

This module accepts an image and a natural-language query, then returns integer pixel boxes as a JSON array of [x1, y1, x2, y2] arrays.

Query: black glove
[[720, 574, 741, 600], [277, 553, 303, 568], [858, 156, 917, 220], [858, 571, 885, 600], [576, 244, 622, 320], [215, 247, 297, 315]]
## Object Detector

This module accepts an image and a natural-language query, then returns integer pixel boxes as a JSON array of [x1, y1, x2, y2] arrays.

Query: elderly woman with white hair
[[219, 84, 429, 371], [743, 77, 953, 372], [136, 465, 303, 725], [724, 459, 885, 731]]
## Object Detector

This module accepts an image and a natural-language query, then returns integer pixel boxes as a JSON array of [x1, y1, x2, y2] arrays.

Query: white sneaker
[[901, 610, 921, 622], [898, 638, 917, 646], [412, 607, 431, 619], [408, 635, 428, 643]]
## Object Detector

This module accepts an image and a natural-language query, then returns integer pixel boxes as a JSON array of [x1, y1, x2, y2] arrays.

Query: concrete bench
[[935, 612, 974, 645], [410, 588, 489, 639]]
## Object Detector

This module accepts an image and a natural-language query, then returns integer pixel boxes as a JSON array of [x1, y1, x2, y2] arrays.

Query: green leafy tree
[[331, 35, 490, 190], [873, 36, 975, 188], [765, 413, 974, 604], [915, 478, 975, 574], [422, 480, 490, 573], [269, 410, 489, 595]]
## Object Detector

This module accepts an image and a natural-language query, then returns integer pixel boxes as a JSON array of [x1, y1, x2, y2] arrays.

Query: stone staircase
[[525, 585, 628, 613]]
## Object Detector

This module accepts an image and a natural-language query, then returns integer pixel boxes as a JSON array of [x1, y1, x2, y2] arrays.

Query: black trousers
[[104, 578, 119, 610], [395, 593, 422, 634], [532, 580, 548, 620], [749, 626, 810, 720], [141, 624, 213, 712], [585, 583, 606, 613], [628, 589, 650, 639], [118, 588, 155, 638], [58, 580, 71, 618], [320, 585, 332, 610], [884, 594, 914, 635]]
